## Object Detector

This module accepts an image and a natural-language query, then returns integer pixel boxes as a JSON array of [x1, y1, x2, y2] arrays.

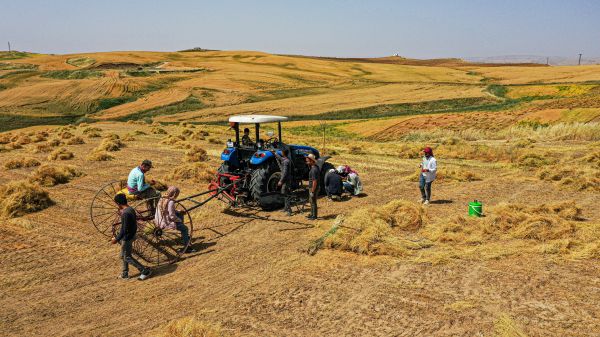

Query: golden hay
[[324, 199, 597, 262], [66, 136, 85, 145], [97, 138, 125, 152], [181, 128, 194, 137], [157, 316, 228, 337], [122, 134, 136, 141], [4, 158, 41, 170], [0, 180, 53, 218], [0, 133, 12, 144], [324, 200, 426, 256], [58, 131, 74, 139], [161, 135, 186, 145], [438, 168, 482, 182], [30, 143, 52, 153], [149, 180, 168, 192], [152, 127, 168, 135], [29, 164, 84, 187], [493, 314, 528, 337], [134, 130, 147, 136], [184, 146, 208, 162], [86, 151, 114, 161], [167, 162, 215, 183], [47, 138, 63, 147], [31, 131, 48, 143], [48, 147, 74, 160], [86, 131, 102, 138], [208, 137, 221, 145]]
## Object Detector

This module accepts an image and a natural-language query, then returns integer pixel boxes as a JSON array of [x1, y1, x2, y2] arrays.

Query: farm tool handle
[[176, 181, 237, 212]]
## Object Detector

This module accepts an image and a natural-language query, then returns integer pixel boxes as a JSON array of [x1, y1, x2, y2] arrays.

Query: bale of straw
[[4, 158, 41, 170], [48, 147, 74, 160], [0, 181, 53, 218], [58, 131, 74, 139], [29, 164, 83, 186], [30, 143, 52, 153], [152, 127, 168, 135], [47, 139, 63, 147]]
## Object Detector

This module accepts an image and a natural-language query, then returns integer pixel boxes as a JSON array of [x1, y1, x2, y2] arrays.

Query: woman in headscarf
[[155, 186, 195, 253]]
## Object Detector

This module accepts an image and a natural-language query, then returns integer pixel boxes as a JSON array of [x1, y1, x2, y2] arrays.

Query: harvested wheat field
[[1, 50, 600, 337]]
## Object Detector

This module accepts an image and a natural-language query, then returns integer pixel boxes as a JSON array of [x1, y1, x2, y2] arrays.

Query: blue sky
[[2, 0, 599, 58]]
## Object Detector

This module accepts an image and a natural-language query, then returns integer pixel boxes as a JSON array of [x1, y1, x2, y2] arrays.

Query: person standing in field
[[306, 154, 320, 220], [419, 147, 437, 205], [111, 194, 152, 280], [272, 148, 292, 216]]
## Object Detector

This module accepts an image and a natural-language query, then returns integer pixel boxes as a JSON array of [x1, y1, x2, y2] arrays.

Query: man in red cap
[[419, 147, 437, 205]]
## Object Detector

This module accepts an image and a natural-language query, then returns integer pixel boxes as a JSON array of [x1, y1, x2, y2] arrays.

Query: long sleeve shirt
[[421, 156, 437, 183], [127, 166, 150, 194], [155, 199, 181, 230], [115, 207, 137, 242], [274, 152, 292, 184]]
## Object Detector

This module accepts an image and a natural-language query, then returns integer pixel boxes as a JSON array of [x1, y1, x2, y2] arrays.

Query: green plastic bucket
[[468, 200, 483, 217]]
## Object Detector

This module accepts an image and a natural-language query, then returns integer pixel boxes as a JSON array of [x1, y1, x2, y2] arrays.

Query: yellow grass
[[0, 180, 53, 218], [156, 316, 228, 337]]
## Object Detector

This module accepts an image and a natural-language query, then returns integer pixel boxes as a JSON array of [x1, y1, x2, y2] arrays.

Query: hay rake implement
[[90, 178, 243, 267]]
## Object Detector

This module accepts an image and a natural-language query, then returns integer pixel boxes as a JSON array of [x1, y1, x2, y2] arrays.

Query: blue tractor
[[214, 115, 333, 208]]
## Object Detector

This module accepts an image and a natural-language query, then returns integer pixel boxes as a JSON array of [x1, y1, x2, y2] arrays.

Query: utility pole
[[546, 57, 549, 65], [578, 53, 582, 65], [7, 41, 11, 53]]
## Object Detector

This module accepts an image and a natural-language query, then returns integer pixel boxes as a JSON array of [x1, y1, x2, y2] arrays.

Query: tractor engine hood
[[250, 150, 274, 165]]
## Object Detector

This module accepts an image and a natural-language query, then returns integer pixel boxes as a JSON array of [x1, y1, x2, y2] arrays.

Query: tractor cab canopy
[[228, 115, 288, 149]]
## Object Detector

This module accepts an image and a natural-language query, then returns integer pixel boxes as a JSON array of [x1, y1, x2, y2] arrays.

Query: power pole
[[578, 53, 582, 65], [546, 57, 549, 65], [7, 41, 11, 53]]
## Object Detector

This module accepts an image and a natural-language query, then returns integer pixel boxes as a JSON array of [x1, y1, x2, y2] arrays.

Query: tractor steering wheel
[[264, 137, 278, 149]]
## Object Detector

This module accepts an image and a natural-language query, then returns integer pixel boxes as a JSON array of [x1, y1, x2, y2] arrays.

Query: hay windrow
[[323, 199, 597, 262], [48, 147, 74, 160], [4, 158, 41, 170], [0, 181, 53, 218], [29, 164, 84, 186]]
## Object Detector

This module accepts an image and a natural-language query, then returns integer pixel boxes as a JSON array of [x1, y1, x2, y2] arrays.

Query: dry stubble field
[[0, 50, 599, 336]]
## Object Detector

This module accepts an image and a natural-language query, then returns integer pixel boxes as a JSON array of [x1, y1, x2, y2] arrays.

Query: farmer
[[324, 168, 343, 200], [337, 165, 363, 196], [127, 159, 160, 214], [111, 194, 152, 280], [306, 153, 320, 220], [419, 147, 437, 205], [272, 148, 292, 216], [241, 128, 253, 146], [155, 186, 196, 253]]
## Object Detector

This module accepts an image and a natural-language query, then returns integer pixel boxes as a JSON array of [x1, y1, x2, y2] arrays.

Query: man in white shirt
[[419, 147, 437, 205]]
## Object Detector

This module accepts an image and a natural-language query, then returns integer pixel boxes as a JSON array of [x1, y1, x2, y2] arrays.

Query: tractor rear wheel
[[249, 163, 283, 206]]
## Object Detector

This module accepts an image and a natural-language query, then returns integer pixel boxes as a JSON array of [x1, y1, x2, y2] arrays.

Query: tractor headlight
[[226, 141, 234, 147]]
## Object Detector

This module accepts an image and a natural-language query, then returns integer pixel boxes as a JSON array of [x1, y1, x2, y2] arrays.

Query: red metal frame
[[209, 172, 245, 205]]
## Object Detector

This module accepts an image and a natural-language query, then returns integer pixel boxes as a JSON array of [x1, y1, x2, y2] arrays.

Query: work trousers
[[419, 174, 433, 201], [309, 187, 319, 218], [121, 239, 146, 276]]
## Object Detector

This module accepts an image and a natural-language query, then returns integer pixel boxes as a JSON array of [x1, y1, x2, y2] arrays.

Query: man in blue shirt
[[127, 159, 159, 215]]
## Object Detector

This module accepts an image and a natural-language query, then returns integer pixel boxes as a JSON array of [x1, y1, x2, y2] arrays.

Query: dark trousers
[[121, 239, 146, 275], [137, 188, 159, 215], [176, 222, 190, 246], [309, 187, 319, 218], [419, 174, 432, 201], [281, 183, 291, 213]]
